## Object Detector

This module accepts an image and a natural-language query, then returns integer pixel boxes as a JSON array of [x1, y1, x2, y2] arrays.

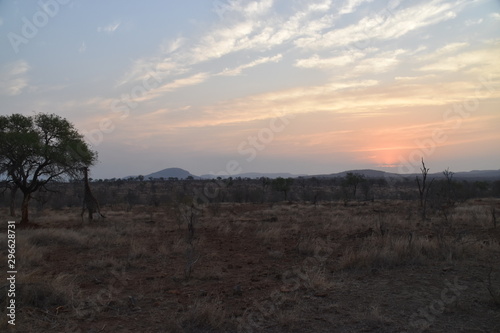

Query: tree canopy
[[272, 177, 294, 201], [0, 113, 97, 223]]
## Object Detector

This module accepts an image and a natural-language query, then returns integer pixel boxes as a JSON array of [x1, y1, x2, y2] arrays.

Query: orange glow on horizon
[[362, 145, 408, 169]]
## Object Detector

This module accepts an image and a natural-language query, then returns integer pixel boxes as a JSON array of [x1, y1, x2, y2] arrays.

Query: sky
[[1, 0, 499, 179]]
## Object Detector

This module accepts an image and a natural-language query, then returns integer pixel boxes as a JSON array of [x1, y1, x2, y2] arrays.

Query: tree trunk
[[9, 186, 17, 217], [21, 192, 31, 224]]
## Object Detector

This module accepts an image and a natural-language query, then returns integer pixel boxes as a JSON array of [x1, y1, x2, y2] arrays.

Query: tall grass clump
[[24, 229, 88, 248]]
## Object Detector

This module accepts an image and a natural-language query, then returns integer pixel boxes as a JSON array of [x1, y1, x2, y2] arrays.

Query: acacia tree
[[341, 172, 365, 205], [0, 113, 97, 223], [272, 177, 294, 201], [345, 172, 365, 198]]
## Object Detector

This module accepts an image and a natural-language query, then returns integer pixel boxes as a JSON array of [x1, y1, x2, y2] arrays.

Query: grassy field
[[1, 198, 500, 332]]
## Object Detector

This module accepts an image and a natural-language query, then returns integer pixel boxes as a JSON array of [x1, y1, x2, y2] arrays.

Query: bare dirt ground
[[1, 199, 500, 332]]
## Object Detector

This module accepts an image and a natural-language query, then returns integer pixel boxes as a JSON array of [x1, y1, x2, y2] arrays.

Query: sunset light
[[2, 2, 500, 331], [1, 0, 499, 178]]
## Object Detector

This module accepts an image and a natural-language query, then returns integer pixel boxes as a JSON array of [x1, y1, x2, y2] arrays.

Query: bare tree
[[442, 167, 456, 205], [416, 158, 434, 220]]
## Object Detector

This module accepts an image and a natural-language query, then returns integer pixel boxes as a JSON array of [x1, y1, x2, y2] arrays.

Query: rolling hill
[[125, 167, 500, 181]]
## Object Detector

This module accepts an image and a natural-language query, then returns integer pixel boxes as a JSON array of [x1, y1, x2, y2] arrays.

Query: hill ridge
[[126, 167, 500, 181]]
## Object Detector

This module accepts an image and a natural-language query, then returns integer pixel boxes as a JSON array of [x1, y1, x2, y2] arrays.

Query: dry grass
[[338, 225, 498, 270], [339, 234, 425, 269], [128, 237, 151, 260], [23, 229, 88, 248], [179, 297, 231, 331], [256, 223, 283, 245], [86, 256, 122, 270], [15, 271, 76, 314], [1, 199, 499, 332], [16, 242, 46, 269]]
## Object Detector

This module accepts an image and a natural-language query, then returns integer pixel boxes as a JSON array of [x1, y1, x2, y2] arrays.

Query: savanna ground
[[1, 194, 500, 333]]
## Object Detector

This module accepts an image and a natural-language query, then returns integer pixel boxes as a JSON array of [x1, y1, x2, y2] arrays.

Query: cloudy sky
[[1, 0, 499, 179]]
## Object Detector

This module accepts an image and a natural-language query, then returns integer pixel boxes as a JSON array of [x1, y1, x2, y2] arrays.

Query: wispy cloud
[[98, 21, 121, 34], [395, 74, 437, 82], [131, 72, 210, 103], [417, 42, 469, 62], [154, 72, 209, 93], [78, 41, 86, 53], [174, 71, 500, 129], [295, 52, 364, 69], [218, 54, 283, 76], [295, 0, 461, 50], [0, 60, 31, 96], [116, 0, 336, 87], [350, 48, 407, 75], [339, 0, 374, 15], [418, 44, 500, 75], [215, 0, 275, 19], [296, 48, 406, 76], [465, 18, 483, 26], [88, 0, 498, 141], [160, 37, 185, 54], [491, 13, 500, 21]]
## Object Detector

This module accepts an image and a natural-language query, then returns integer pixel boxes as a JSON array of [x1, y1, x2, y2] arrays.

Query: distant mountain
[[312, 169, 500, 181], [313, 169, 401, 179], [124, 167, 198, 180], [124, 167, 500, 181], [433, 170, 500, 181], [146, 167, 198, 179]]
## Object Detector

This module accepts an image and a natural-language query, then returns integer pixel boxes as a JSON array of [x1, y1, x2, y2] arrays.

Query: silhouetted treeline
[[1, 175, 499, 213]]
